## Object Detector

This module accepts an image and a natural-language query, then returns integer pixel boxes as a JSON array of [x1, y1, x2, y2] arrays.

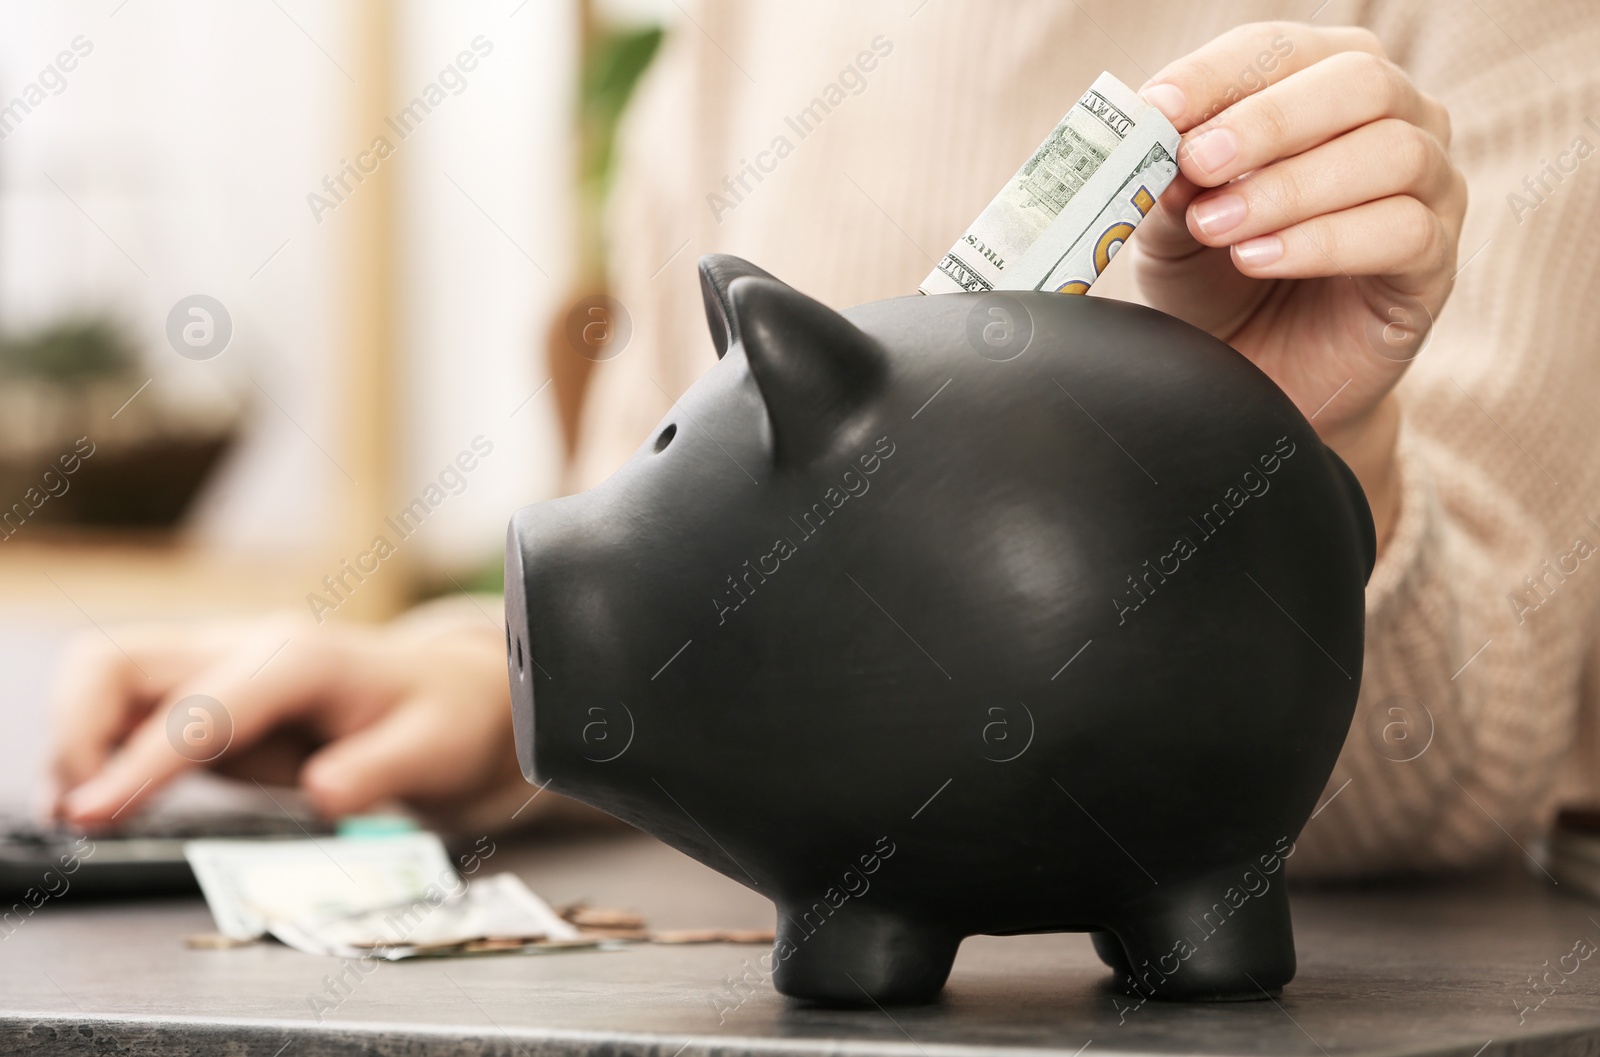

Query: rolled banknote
[[920, 72, 1180, 296]]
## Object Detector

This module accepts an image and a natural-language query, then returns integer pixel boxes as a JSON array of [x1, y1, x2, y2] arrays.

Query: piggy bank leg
[[1090, 930, 1133, 975], [770, 903, 961, 1006], [1101, 868, 1296, 1001]]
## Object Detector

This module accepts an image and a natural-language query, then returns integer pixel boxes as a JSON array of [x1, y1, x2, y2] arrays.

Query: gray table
[[2, 827, 1597, 1057]]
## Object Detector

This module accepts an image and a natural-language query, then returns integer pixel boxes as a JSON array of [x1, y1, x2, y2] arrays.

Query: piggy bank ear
[[699, 255, 778, 359], [729, 275, 885, 467]]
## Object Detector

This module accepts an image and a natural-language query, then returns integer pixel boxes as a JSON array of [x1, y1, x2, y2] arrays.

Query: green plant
[[0, 318, 137, 381], [578, 22, 665, 205]]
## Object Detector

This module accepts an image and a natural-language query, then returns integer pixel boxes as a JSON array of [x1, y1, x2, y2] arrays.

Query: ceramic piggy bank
[[505, 255, 1374, 1008]]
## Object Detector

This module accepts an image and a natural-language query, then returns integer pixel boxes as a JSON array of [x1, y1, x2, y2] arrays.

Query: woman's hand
[[1130, 22, 1467, 550], [50, 603, 539, 832]]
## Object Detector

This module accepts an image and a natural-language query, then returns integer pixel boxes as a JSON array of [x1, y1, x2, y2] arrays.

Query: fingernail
[[1184, 127, 1238, 175], [301, 761, 337, 794], [1234, 235, 1284, 267], [1191, 193, 1247, 237], [301, 762, 353, 811], [1140, 82, 1186, 123], [61, 776, 119, 821]]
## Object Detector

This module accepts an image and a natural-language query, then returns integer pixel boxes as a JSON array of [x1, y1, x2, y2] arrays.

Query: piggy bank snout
[[505, 498, 643, 787], [504, 509, 541, 784]]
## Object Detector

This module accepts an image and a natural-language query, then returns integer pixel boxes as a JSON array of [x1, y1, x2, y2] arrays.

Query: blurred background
[[0, 0, 667, 806]]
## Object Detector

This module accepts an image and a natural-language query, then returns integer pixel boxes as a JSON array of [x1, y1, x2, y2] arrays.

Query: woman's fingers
[[299, 696, 499, 817], [50, 645, 149, 796], [298, 627, 513, 817], [1141, 22, 1386, 133], [48, 628, 227, 795], [1133, 23, 1450, 278], [1225, 193, 1455, 290], [1175, 50, 1450, 188], [49, 603, 519, 832], [1186, 118, 1464, 248], [1134, 26, 1465, 305], [58, 630, 333, 825], [59, 711, 208, 825]]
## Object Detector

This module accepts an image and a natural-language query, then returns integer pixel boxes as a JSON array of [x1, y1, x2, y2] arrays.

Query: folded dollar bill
[[920, 71, 1180, 297]]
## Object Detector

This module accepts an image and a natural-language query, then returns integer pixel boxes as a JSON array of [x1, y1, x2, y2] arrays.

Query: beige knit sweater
[[574, 0, 1600, 878]]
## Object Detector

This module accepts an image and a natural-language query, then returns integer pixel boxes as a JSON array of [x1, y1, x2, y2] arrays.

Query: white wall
[[395, 0, 574, 570]]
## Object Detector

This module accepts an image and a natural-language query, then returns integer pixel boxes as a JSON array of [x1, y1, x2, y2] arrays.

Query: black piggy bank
[[505, 255, 1374, 1008]]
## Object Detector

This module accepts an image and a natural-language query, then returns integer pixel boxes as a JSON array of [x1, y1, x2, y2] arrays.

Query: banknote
[[187, 832, 588, 958], [272, 872, 584, 960], [185, 832, 462, 940], [185, 832, 770, 960], [919, 71, 1180, 296]]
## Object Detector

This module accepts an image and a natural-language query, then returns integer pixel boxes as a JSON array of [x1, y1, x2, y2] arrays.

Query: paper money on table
[[272, 873, 585, 960], [186, 833, 585, 959], [186, 833, 460, 940], [919, 71, 1180, 297]]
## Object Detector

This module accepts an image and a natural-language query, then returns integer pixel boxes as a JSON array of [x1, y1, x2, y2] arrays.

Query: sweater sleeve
[[1293, 0, 1600, 876]]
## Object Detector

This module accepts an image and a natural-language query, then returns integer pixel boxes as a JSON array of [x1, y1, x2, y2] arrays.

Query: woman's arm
[[1131, 11, 1600, 875]]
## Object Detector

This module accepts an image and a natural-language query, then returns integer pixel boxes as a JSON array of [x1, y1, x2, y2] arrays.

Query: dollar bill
[[272, 872, 584, 960], [919, 71, 1180, 296], [186, 832, 585, 958], [185, 832, 464, 940]]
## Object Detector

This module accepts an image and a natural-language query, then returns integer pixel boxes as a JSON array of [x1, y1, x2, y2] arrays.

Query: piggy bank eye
[[653, 423, 677, 453]]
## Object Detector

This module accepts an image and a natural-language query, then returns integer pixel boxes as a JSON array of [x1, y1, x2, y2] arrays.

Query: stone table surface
[[1, 826, 1598, 1057]]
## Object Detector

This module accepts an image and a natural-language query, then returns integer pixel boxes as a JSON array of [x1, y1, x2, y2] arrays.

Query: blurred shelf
[[0, 535, 389, 622]]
